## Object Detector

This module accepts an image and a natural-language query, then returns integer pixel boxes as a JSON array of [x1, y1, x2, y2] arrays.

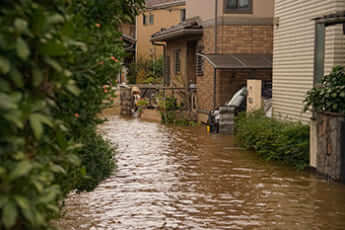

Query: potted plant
[[304, 65, 345, 182]]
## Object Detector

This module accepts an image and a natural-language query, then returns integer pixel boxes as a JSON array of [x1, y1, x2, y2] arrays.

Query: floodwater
[[58, 115, 345, 230]]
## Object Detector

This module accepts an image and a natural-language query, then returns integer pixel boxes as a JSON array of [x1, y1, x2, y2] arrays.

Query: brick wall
[[196, 24, 273, 114]]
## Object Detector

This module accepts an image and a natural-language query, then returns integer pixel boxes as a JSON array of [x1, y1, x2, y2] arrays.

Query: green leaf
[[16, 38, 30, 60], [0, 93, 17, 110], [29, 114, 43, 139], [9, 161, 32, 180], [33, 68, 43, 87], [40, 40, 66, 56], [66, 83, 80, 96], [0, 196, 9, 208], [47, 14, 64, 24], [50, 163, 66, 174], [32, 180, 43, 193], [44, 57, 62, 72], [0, 56, 10, 74], [4, 110, 24, 128], [10, 68, 23, 88], [14, 18, 28, 33], [14, 196, 30, 215], [2, 201, 18, 229], [340, 92, 345, 98], [67, 154, 80, 166]]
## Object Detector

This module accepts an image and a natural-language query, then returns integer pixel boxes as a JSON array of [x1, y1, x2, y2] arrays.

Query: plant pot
[[316, 112, 345, 182]]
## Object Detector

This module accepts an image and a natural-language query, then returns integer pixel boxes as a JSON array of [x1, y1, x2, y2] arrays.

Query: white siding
[[273, 0, 345, 122]]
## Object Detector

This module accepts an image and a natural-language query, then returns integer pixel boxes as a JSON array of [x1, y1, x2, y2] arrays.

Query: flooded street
[[58, 115, 345, 230]]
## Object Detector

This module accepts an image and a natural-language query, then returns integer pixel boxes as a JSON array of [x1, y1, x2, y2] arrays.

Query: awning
[[198, 53, 272, 70]]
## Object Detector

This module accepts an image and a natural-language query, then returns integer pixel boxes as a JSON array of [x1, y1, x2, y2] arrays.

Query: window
[[143, 14, 147, 25], [196, 54, 204, 76], [149, 14, 154, 24], [175, 49, 181, 74], [224, 0, 252, 14], [180, 9, 186, 22]]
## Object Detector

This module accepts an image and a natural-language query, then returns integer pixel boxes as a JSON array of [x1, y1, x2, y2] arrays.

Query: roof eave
[[151, 29, 203, 42]]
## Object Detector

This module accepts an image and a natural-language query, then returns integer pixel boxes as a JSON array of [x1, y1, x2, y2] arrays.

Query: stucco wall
[[187, 0, 274, 20], [136, 5, 185, 60]]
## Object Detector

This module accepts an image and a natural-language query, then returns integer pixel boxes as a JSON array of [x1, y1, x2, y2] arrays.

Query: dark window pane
[[238, 0, 249, 8], [180, 9, 186, 22], [227, 0, 237, 8], [143, 14, 147, 25]]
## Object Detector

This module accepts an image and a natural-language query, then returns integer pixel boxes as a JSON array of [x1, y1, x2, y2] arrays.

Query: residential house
[[273, 0, 345, 122], [151, 0, 274, 122], [272, 0, 345, 167], [119, 24, 136, 83], [136, 0, 186, 61]]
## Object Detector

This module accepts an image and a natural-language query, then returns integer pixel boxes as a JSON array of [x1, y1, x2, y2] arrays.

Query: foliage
[[0, 0, 144, 229], [304, 65, 345, 114], [128, 57, 163, 84], [235, 111, 310, 169]]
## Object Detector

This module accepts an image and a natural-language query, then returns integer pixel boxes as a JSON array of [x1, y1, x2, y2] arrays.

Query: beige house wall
[[136, 5, 185, 60], [273, 0, 345, 122], [119, 24, 135, 38], [187, 0, 274, 21]]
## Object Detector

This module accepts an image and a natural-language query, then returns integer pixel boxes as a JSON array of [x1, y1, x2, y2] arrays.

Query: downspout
[[152, 41, 167, 85], [213, 0, 218, 109]]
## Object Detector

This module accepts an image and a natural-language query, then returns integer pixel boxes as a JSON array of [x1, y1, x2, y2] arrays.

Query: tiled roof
[[145, 0, 185, 9], [151, 17, 203, 41]]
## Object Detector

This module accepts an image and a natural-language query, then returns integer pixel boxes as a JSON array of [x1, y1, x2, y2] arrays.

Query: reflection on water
[[58, 115, 345, 230]]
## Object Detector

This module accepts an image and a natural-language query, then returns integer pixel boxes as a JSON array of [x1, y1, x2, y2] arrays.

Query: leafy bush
[[305, 65, 345, 114], [128, 57, 163, 84], [235, 111, 310, 169], [0, 0, 143, 229]]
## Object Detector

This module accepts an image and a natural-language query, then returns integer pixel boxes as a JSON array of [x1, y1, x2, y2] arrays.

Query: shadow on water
[[57, 115, 345, 230]]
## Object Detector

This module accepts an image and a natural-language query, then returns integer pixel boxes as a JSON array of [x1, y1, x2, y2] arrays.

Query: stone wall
[[316, 112, 345, 182]]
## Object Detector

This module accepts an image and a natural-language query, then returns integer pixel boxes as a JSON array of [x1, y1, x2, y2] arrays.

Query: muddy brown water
[[58, 115, 345, 230]]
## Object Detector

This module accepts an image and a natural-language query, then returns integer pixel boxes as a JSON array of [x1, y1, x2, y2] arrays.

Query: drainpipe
[[213, 0, 218, 109], [152, 41, 167, 85]]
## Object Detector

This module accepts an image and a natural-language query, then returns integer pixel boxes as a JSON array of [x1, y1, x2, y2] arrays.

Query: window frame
[[223, 0, 253, 14], [149, 14, 154, 25], [180, 9, 186, 22], [175, 49, 181, 75]]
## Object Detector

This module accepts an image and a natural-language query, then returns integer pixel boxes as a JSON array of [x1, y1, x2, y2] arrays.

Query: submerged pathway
[[58, 115, 345, 230]]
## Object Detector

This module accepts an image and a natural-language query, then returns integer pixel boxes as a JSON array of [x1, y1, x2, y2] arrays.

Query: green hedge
[[235, 111, 310, 169], [0, 0, 144, 229]]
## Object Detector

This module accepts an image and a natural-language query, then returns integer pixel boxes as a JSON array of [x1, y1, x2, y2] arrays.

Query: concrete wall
[[273, 0, 345, 122], [247, 80, 262, 112], [136, 5, 185, 60]]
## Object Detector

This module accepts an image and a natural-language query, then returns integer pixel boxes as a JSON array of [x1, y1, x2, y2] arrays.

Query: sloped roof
[[146, 0, 185, 9], [151, 17, 203, 41], [198, 53, 273, 69]]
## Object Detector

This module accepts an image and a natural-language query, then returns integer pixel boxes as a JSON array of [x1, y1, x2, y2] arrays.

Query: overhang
[[151, 17, 202, 42], [313, 11, 345, 25], [198, 53, 272, 70]]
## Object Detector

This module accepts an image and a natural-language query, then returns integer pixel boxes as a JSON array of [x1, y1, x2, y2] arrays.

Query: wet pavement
[[58, 115, 345, 230]]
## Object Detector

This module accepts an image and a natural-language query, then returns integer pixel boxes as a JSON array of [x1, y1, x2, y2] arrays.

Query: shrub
[[128, 57, 163, 84], [0, 0, 144, 229], [304, 65, 345, 114], [235, 111, 310, 169]]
